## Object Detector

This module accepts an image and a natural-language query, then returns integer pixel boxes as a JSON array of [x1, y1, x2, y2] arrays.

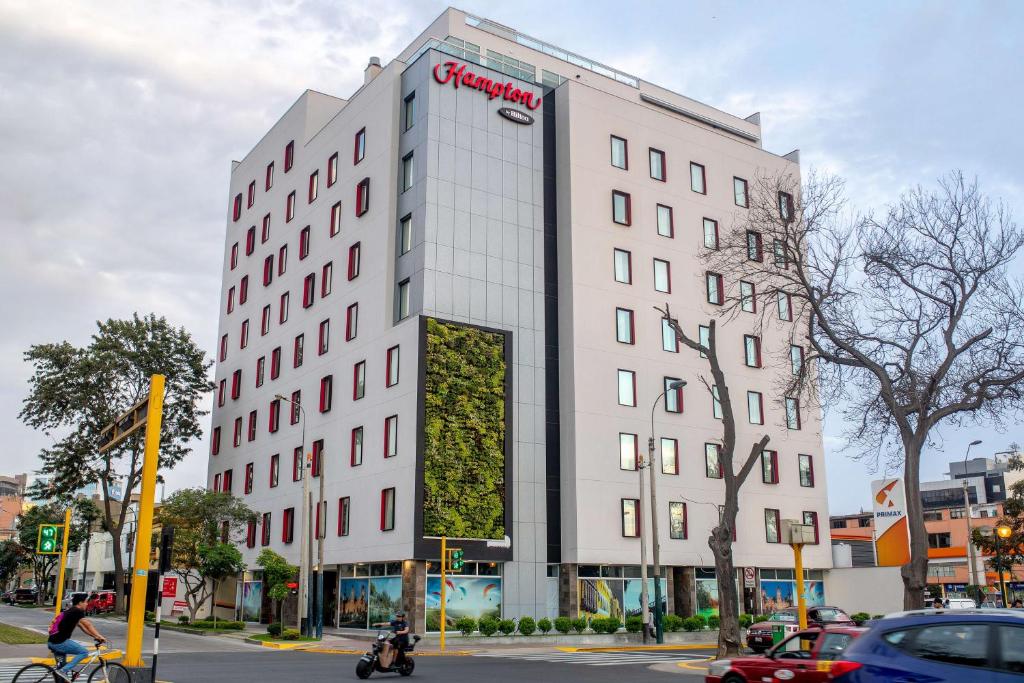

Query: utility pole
[[963, 440, 982, 592], [315, 447, 325, 639], [276, 394, 309, 636], [649, 380, 685, 644], [637, 454, 650, 644]]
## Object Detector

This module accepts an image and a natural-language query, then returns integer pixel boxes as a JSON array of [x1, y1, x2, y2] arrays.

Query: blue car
[[830, 609, 1024, 682]]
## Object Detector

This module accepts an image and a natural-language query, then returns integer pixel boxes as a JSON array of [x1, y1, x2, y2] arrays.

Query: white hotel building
[[209, 8, 831, 630]]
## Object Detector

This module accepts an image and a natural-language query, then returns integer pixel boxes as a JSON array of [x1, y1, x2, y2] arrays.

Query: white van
[[945, 598, 978, 609]]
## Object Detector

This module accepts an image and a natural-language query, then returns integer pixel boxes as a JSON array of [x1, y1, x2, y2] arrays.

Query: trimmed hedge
[[517, 616, 536, 636], [571, 617, 587, 634], [554, 617, 572, 634], [498, 619, 516, 636], [267, 622, 282, 637], [537, 617, 553, 634], [478, 616, 499, 636], [625, 616, 643, 633], [851, 612, 870, 626], [663, 614, 683, 632], [455, 616, 477, 636]]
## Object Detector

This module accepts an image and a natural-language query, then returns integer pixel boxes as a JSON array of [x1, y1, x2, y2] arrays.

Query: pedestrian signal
[[37, 524, 60, 555], [450, 548, 464, 572]]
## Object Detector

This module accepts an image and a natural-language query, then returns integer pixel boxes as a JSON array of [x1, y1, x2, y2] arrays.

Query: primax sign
[[433, 60, 543, 111]]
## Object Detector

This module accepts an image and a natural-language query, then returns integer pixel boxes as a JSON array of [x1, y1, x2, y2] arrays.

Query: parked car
[[1, 590, 14, 605], [13, 588, 38, 604], [61, 591, 88, 611], [86, 591, 116, 614], [707, 626, 865, 683], [830, 609, 1024, 682], [746, 607, 856, 652], [945, 598, 978, 609]]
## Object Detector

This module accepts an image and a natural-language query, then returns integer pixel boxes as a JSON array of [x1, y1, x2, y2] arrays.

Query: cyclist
[[48, 593, 106, 680]]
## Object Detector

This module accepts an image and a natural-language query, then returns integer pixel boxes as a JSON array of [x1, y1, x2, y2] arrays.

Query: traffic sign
[[36, 524, 60, 555]]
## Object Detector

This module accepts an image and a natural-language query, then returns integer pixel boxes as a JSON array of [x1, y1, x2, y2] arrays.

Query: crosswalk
[[474, 650, 710, 667], [0, 665, 30, 682]]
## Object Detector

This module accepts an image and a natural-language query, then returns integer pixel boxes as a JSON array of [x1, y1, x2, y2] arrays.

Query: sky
[[0, 0, 1022, 515]]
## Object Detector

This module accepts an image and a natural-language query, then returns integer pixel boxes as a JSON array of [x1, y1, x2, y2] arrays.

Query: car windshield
[[770, 612, 797, 622], [816, 608, 849, 621]]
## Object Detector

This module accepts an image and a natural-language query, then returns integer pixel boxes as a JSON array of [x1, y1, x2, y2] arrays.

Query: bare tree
[[709, 170, 1024, 608], [658, 307, 769, 658]]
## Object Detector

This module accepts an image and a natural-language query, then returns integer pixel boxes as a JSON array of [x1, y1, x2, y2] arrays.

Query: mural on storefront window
[[760, 580, 825, 612], [579, 579, 624, 620], [696, 577, 720, 618], [241, 581, 262, 622], [426, 576, 502, 630], [339, 578, 369, 628], [622, 579, 668, 617], [368, 577, 403, 626]]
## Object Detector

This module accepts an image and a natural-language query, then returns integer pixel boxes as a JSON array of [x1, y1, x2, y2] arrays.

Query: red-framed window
[[744, 335, 762, 368], [779, 191, 794, 222], [292, 447, 302, 482], [610, 135, 628, 169], [761, 450, 779, 484], [330, 201, 342, 237], [338, 497, 350, 536], [703, 218, 719, 249], [660, 437, 679, 475], [278, 244, 288, 275], [219, 334, 228, 362], [261, 306, 271, 336], [777, 291, 793, 321], [286, 191, 295, 222], [227, 286, 235, 314], [348, 242, 361, 279], [747, 391, 765, 425], [690, 162, 706, 194], [244, 462, 254, 495], [611, 190, 631, 225], [353, 128, 366, 165], [262, 213, 271, 243], [231, 369, 241, 400], [803, 511, 820, 544], [705, 443, 722, 479], [263, 255, 274, 287], [786, 397, 802, 430], [613, 248, 632, 284], [239, 319, 249, 349], [765, 508, 781, 543], [355, 178, 370, 216], [321, 262, 333, 297], [308, 170, 318, 203], [232, 193, 242, 221], [279, 292, 289, 324], [319, 375, 333, 413], [327, 153, 338, 187], [617, 369, 636, 407], [649, 147, 666, 181], [265, 162, 274, 191], [773, 238, 788, 268], [799, 454, 815, 487], [232, 418, 242, 447], [256, 355, 265, 387], [239, 276, 249, 305], [653, 258, 671, 293], [706, 272, 724, 305], [746, 231, 764, 261], [734, 176, 749, 207], [282, 507, 295, 543], [664, 377, 684, 413], [350, 426, 363, 466], [669, 502, 687, 539], [740, 281, 757, 313], [289, 390, 301, 424], [318, 319, 329, 355], [353, 360, 365, 400], [380, 488, 395, 531], [346, 303, 358, 340], [385, 346, 399, 387], [312, 439, 323, 478], [269, 454, 279, 488], [615, 308, 634, 345], [247, 180, 256, 208], [621, 498, 640, 537], [283, 140, 295, 172], [247, 410, 257, 442], [261, 512, 271, 546], [656, 204, 673, 238], [299, 226, 310, 260], [384, 415, 398, 458], [315, 500, 325, 539], [246, 519, 257, 548], [619, 432, 638, 471], [213, 473, 221, 492], [246, 226, 256, 255], [230, 243, 238, 270], [217, 379, 226, 407], [270, 346, 281, 380], [791, 345, 805, 376], [662, 319, 678, 353], [211, 427, 221, 456], [302, 273, 315, 308], [268, 398, 281, 433]]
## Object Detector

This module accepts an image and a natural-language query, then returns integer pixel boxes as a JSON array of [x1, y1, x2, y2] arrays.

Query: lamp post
[[637, 452, 650, 644], [648, 379, 686, 645], [276, 394, 310, 636], [996, 524, 1012, 607], [962, 439, 982, 592]]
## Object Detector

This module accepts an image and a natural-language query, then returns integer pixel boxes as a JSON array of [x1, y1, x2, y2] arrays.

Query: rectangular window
[[621, 499, 639, 537], [661, 438, 679, 475], [330, 201, 342, 237], [213, 472, 221, 492], [773, 239, 787, 268], [217, 379, 225, 407], [690, 162, 706, 194], [293, 334, 304, 368], [353, 360, 366, 400], [308, 170, 318, 203], [619, 432, 638, 471], [761, 450, 779, 484], [239, 275, 249, 304], [777, 291, 793, 321], [803, 511, 820, 544], [664, 377, 683, 413], [699, 325, 710, 358], [615, 308, 635, 344], [744, 335, 762, 367], [232, 193, 242, 221], [386, 346, 400, 387], [346, 303, 359, 340], [611, 190, 631, 225], [261, 512, 271, 546], [790, 345, 805, 376], [705, 272, 724, 305], [289, 390, 301, 424], [327, 152, 338, 187], [746, 231, 763, 261], [211, 426, 221, 456], [268, 398, 280, 433], [656, 204, 674, 238], [261, 305, 271, 336], [711, 385, 723, 420], [299, 226, 310, 260], [384, 415, 398, 458], [318, 319, 329, 355], [231, 369, 241, 400], [348, 242, 361, 279], [246, 520, 256, 547], [747, 391, 764, 424], [380, 488, 395, 531], [613, 248, 632, 284], [219, 334, 228, 362], [338, 497, 350, 536], [283, 140, 294, 172], [740, 281, 756, 313], [256, 356, 265, 387], [649, 148, 666, 181], [230, 243, 238, 270], [610, 135, 628, 169], [354, 128, 366, 164], [786, 397, 801, 430], [669, 502, 687, 539], [282, 507, 294, 543], [355, 178, 370, 216], [270, 347, 281, 380], [350, 426, 364, 466], [265, 162, 274, 191], [705, 443, 722, 478], [661, 319, 678, 353], [311, 439, 323, 478], [319, 375, 333, 412], [232, 418, 242, 447], [703, 218, 719, 249], [302, 273, 315, 308], [246, 226, 256, 255], [617, 369, 636, 407], [396, 279, 410, 320], [286, 191, 295, 222], [244, 462, 254, 494], [765, 508, 781, 543], [263, 255, 274, 286], [292, 448, 302, 482], [247, 410, 257, 442], [733, 176, 748, 207], [654, 259, 671, 293], [321, 262, 333, 297], [401, 153, 414, 192], [779, 191, 793, 221], [278, 244, 288, 275], [403, 92, 416, 131], [269, 454, 279, 488], [799, 454, 815, 487], [262, 213, 271, 242], [240, 320, 249, 349], [399, 214, 412, 255]]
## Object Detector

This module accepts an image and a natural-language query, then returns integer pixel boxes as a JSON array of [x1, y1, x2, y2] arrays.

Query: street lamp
[[648, 379, 686, 645], [275, 393, 311, 637], [996, 524, 1012, 607], [962, 439, 982, 592]]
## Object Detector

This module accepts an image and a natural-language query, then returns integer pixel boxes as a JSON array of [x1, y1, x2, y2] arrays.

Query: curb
[[244, 637, 318, 650], [305, 647, 472, 657], [557, 643, 718, 652]]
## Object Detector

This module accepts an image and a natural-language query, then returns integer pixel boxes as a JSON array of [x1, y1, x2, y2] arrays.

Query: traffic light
[[37, 524, 60, 555], [450, 548, 464, 572]]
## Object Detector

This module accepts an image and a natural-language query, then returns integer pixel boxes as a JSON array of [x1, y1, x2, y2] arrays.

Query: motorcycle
[[355, 630, 420, 678]]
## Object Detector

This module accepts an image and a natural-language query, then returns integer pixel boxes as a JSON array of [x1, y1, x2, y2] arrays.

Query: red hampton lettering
[[433, 60, 542, 111]]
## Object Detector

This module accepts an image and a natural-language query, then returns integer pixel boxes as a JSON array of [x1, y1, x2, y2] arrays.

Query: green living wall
[[423, 318, 506, 540]]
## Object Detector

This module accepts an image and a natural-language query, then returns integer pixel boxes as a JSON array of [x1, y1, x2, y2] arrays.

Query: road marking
[[474, 651, 711, 667]]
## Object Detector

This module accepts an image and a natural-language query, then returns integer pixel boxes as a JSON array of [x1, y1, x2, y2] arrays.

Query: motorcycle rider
[[389, 610, 410, 664]]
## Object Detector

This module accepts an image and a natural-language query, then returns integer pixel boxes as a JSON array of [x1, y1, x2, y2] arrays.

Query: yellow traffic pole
[[439, 536, 447, 653], [124, 374, 165, 668], [792, 542, 807, 630], [53, 508, 72, 617]]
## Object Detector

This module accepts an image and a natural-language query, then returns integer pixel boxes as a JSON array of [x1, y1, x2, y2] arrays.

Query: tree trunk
[[710, 524, 742, 657], [901, 437, 928, 609], [111, 530, 125, 615], [212, 578, 218, 627]]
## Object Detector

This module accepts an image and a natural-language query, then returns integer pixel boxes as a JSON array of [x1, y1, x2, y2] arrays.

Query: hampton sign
[[433, 60, 542, 114]]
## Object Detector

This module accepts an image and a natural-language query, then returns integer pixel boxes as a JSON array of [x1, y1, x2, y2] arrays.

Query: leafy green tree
[[973, 448, 1024, 586], [19, 314, 212, 612], [199, 543, 245, 627], [15, 502, 91, 604], [158, 488, 256, 622], [257, 549, 296, 626], [0, 540, 25, 591]]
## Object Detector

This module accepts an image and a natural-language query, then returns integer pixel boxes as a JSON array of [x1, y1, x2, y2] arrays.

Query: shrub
[[571, 617, 587, 634], [178, 615, 191, 625], [426, 612, 442, 632], [592, 616, 622, 634], [682, 616, 703, 632], [850, 612, 870, 626], [538, 617, 553, 634], [692, 614, 708, 630], [625, 616, 643, 633], [192, 619, 245, 630], [707, 615, 721, 629], [144, 611, 155, 622], [663, 614, 683, 632], [267, 622, 282, 637], [871, 614, 884, 620], [478, 615, 499, 636], [739, 614, 753, 629], [518, 616, 536, 636], [498, 618, 516, 636], [282, 628, 300, 640], [455, 616, 477, 636], [554, 616, 572, 634]]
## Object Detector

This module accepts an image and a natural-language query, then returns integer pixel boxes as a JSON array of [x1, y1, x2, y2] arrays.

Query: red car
[[86, 591, 116, 614], [707, 626, 865, 683], [746, 607, 856, 652]]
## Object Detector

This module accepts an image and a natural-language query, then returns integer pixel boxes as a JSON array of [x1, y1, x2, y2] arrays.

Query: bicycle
[[12, 640, 130, 683]]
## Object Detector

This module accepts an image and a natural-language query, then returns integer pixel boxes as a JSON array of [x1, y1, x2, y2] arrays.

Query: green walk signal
[[37, 524, 60, 555], [450, 548, 464, 572]]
